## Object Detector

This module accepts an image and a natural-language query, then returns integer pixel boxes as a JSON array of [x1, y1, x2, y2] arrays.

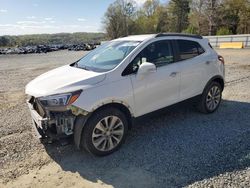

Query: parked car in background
[[0, 42, 99, 55], [85, 43, 96, 51], [26, 33, 225, 156], [68, 44, 86, 51]]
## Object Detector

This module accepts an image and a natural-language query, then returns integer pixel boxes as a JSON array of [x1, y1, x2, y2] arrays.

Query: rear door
[[175, 39, 208, 100]]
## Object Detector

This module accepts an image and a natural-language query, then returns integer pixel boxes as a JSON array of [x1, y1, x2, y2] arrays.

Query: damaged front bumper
[[26, 97, 87, 141]]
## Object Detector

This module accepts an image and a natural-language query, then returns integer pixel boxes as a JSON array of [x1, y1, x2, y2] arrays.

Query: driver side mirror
[[137, 62, 156, 75]]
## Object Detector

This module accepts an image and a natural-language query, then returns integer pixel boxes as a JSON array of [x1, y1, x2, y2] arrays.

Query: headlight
[[38, 90, 82, 107]]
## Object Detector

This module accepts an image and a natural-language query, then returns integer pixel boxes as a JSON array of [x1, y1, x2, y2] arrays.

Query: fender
[[89, 99, 134, 117], [74, 113, 91, 149]]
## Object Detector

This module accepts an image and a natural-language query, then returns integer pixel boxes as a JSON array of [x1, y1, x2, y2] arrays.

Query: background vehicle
[[25, 33, 225, 156], [0, 43, 99, 55]]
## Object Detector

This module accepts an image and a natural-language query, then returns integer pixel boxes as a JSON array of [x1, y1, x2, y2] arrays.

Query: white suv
[[26, 33, 225, 156]]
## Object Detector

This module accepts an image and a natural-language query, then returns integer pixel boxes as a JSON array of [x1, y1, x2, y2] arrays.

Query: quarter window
[[177, 40, 205, 61]]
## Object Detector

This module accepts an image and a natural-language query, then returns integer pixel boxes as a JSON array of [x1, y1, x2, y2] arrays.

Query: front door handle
[[206, 61, 212, 65], [170, 72, 178, 77]]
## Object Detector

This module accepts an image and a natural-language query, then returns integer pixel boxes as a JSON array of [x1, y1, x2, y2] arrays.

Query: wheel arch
[[74, 102, 133, 149], [204, 75, 225, 92], [197, 75, 224, 114], [90, 102, 133, 128]]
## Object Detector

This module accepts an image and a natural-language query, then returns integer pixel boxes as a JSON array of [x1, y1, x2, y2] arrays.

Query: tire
[[197, 81, 222, 114], [81, 107, 128, 156]]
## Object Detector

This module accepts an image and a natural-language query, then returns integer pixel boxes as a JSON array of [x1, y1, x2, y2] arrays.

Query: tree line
[[0, 32, 105, 47], [103, 0, 250, 39]]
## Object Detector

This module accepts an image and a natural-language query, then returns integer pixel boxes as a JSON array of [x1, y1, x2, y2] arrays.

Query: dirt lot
[[0, 49, 250, 188]]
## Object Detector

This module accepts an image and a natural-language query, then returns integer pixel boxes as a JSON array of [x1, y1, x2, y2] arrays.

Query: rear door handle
[[206, 61, 212, 65], [170, 72, 178, 77]]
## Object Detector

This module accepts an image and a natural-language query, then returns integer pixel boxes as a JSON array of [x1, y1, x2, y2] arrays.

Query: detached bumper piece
[[27, 97, 76, 142], [27, 101, 48, 139]]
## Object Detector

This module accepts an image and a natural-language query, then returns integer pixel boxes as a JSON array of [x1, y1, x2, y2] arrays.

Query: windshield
[[75, 40, 140, 72]]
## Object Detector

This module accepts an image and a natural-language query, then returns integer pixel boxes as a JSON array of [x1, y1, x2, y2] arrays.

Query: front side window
[[177, 40, 205, 61], [122, 40, 174, 75], [75, 41, 140, 72]]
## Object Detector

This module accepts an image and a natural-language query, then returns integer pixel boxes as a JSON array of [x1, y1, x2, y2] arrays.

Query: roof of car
[[114, 33, 203, 42], [155, 33, 203, 39], [114, 34, 155, 42]]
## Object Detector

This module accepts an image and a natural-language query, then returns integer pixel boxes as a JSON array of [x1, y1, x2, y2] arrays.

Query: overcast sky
[[0, 0, 167, 36]]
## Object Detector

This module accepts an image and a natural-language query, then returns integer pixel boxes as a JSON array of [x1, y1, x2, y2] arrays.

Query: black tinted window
[[122, 40, 174, 76], [143, 40, 174, 67], [177, 40, 205, 61]]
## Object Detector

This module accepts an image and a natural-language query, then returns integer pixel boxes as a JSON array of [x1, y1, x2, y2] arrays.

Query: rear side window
[[177, 40, 205, 61]]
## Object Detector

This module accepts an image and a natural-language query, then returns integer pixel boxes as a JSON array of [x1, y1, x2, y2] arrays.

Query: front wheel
[[197, 81, 222, 113], [81, 107, 128, 156]]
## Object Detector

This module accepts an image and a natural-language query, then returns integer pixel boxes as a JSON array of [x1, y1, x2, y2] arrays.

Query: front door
[[128, 40, 181, 117]]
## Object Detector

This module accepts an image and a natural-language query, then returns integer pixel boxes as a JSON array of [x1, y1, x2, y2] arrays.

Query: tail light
[[218, 55, 225, 64]]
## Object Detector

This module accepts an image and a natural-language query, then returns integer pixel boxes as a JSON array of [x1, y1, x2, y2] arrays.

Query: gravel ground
[[0, 49, 249, 188]]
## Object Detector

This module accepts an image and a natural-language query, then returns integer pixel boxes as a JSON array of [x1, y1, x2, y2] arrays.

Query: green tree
[[205, 0, 218, 35], [103, 0, 136, 39], [183, 25, 198, 34], [238, 2, 250, 34], [220, 0, 250, 34], [143, 0, 160, 17], [133, 0, 161, 34], [0, 36, 10, 46], [216, 27, 233, 35], [189, 0, 209, 35], [168, 0, 190, 32], [156, 5, 169, 32], [0, 33, 105, 47]]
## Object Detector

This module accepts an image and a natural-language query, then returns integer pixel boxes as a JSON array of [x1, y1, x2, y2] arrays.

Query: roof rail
[[155, 33, 203, 39]]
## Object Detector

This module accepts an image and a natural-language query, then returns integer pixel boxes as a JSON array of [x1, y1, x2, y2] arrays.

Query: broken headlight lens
[[38, 91, 82, 107]]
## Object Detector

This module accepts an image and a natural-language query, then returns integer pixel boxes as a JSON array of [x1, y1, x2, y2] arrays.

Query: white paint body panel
[[130, 62, 180, 116], [25, 65, 106, 97], [179, 54, 208, 100], [74, 76, 135, 115]]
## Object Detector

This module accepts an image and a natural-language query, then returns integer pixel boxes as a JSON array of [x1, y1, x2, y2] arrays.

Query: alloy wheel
[[206, 86, 221, 111], [92, 116, 124, 151]]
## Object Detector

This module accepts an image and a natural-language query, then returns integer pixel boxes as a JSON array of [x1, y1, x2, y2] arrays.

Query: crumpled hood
[[25, 65, 106, 97]]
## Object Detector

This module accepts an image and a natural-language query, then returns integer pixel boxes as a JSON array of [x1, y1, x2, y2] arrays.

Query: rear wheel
[[197, 81, 222, 113], [81, 107, 128, 156]]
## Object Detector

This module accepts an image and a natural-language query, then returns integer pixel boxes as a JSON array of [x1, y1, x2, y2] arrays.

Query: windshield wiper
[[74, 61, 79, 67], [74, 62, 91, 71], [79, 65, 92, 71], [81, 66, 89, 70]]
